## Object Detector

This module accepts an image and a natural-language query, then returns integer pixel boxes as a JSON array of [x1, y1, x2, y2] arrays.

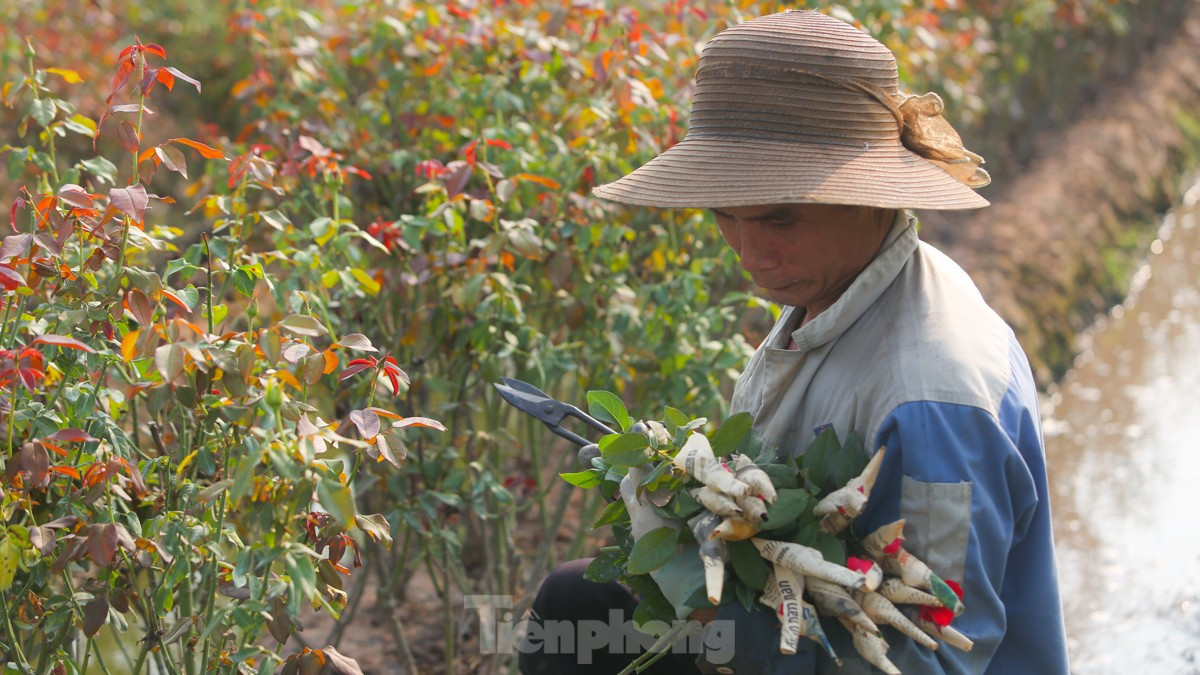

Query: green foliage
[[0, 0, 1169, 671]]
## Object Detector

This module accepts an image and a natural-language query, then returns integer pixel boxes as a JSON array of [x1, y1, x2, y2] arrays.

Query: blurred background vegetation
[[0, 1, 1194, 673]]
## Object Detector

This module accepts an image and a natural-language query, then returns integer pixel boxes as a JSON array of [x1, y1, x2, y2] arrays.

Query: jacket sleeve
[[846, 395, 1067, 674]]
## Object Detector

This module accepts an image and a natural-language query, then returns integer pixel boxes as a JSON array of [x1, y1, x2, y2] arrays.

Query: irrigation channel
[[1043, 176, 1200, 674]]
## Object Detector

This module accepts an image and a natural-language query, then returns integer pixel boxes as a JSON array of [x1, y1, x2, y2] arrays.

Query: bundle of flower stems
[[674, 433, 972, 673]]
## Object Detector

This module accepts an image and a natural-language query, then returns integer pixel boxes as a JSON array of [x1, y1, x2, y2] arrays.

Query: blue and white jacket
[[657, 214, 1069, 674]]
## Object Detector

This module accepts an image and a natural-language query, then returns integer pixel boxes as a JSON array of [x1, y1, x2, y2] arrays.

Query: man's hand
[[619, 465, 677, 539]]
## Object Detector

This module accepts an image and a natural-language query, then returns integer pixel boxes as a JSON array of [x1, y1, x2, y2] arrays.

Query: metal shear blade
[[493, 377, 617, 446]]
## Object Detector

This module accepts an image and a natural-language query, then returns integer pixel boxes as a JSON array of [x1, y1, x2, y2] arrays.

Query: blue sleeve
[[852, 383, 1068, 673]]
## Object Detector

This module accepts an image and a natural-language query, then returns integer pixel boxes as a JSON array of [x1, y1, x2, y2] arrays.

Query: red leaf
[[117, 121, 140, 154], [0, 234, 33, 263], [108, 184, 148, 224], [154, 144, 188, 179], [392, 417, 446, 431], [338, 362, 374, 381], [483, 138, 513, 150], [86, 523, 119, 567], [168, 137, 224, 159], [83, 594, 110, 637], [58, 185, 94, 209], [45, 428, 99, 443], [164, 67, 201, 93], [142, 44, 167, 59], [32, 334, 97, 353], [9, 197, 24, 232], [443, 162, 471, 198], [462, 140, 478, 165], [0, 265, 25, 291]]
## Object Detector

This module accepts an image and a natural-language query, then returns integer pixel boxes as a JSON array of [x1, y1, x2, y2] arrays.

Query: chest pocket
[[899, 476, 972, 582]]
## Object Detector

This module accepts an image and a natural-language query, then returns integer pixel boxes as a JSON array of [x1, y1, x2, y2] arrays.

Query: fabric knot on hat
[[891, 92, 991, 189]]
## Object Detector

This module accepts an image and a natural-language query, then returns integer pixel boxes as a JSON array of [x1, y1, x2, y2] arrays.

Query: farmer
[[519, 10, 1068, 674]]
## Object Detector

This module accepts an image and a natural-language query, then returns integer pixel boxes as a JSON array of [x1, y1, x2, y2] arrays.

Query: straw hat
[[593, 10, 990, 210]]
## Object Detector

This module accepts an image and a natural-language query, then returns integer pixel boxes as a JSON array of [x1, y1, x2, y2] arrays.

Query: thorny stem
[[203, 233, 215, 335], [198, 441, 232, 671], [26, 38, 60, 188]]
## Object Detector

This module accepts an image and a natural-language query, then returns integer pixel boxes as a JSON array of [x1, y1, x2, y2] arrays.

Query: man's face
[[711, 203, 894, 316]]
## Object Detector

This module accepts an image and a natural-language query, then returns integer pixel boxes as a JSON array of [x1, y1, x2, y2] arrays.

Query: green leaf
[[794, 522, 846, 565], [175, 285, 200, 311], [632, 585, 676, 630], [260, 209, 291, 231], [727, 539, 769, 591], [829, 432, 869, 489], [232, 268, 257, 297], [800, 427, 842, 493], [666, 489, 702, 520], [626, 526, 679, 575], [735, 581, 758, 611], [760, 488, 814, 531], [206, 303, 228, 327], [284, 552, 318, 603], [78, 155, 118, 185], [164, 258, 202, 281], [707, 412, 753, 457], [30, 98, 57, 127], [583, 549, 626, 583], [317, 478, 357, 528], [0, 537, 20, 591], [560, 469, 603, 488], [592, 499, 629, 529], [598, 432, 650, 467], [587, 390, 631, 432], [354, 513, 393, 549], [663, 406, 689, 433], [757, 463, 799, 489]]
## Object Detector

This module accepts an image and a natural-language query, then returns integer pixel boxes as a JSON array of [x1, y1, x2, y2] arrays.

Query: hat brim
[[592, 136, 989, 210]]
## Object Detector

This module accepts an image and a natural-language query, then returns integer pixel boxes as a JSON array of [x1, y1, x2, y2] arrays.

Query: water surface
[[1043, 180, 1200, 673]]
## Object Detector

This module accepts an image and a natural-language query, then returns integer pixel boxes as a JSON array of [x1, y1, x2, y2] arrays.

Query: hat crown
[[689, 11, 901, 146], [701, 11, 898, 89]]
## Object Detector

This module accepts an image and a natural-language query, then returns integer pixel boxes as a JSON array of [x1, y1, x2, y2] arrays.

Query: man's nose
[[736, 226, 779, 272]]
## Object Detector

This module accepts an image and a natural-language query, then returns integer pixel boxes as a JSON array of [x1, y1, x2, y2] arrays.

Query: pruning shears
[[492, 377, 617, 447]]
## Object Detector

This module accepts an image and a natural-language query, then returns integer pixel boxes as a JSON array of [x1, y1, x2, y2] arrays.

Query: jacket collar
[[788, 211, 917, 352]]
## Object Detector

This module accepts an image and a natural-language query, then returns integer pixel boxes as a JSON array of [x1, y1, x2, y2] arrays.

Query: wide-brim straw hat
[[593, 10, 990, 210]]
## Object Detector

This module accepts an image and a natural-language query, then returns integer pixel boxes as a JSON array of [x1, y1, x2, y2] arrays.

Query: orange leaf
[[168, 137, 226, 160], [49, 465, 81, 480], [121, 330, 141, 362], [365, 407, 404, 420], [513, 173, 561, 190], [39, 441, 70, 457], [322, 349, 338, 374], [32, 334, 96, 353], [271, 369, 301, 390]]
